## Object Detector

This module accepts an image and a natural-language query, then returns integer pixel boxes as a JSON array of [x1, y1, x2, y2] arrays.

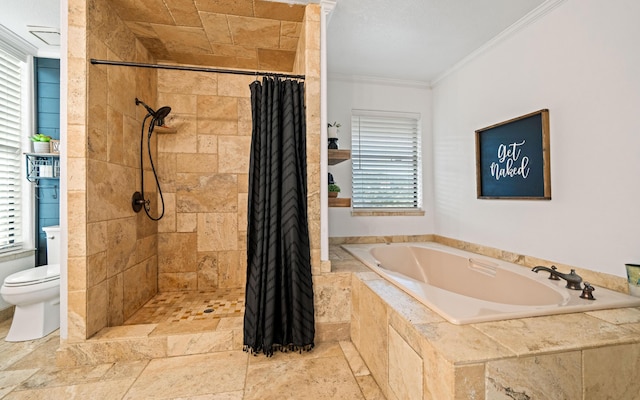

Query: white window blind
[[0, 48, 23, 251], [351, 111, 421, 209]]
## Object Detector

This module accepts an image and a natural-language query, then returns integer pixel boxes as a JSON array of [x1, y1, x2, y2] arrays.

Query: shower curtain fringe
[[243, 343, 315, 357], [90, 59, 305, 80]]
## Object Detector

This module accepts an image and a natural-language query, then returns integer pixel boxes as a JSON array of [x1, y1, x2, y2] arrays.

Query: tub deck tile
[[472, 313, 640, 356], [415, 322, 515, 365]]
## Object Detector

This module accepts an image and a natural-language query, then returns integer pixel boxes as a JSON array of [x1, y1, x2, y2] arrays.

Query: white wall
[[327, 76, 434, 237], [432, 0, 640, 277]]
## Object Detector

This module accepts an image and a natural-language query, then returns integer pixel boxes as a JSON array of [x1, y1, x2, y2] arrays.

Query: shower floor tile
[[124, 289, 245, 325]]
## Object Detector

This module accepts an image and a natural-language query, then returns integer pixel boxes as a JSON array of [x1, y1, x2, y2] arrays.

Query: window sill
[[351, 209, 425, 217], [0, 248, 36, 264]]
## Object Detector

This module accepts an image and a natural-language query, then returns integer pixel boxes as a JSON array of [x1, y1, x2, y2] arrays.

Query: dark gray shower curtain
[[243, 77, 315, 356]]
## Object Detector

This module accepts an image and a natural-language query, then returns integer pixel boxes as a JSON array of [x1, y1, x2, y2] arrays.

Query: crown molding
[[328, 72, 431, 89], [432, 0, 567, 87], [0, 25, 37, 61]]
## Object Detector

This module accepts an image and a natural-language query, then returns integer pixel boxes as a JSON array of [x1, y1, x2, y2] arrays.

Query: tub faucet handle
[[579, 282, 596, 300]]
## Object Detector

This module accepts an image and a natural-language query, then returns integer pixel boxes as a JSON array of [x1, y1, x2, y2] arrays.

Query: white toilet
[[1, 225, 61, 342]]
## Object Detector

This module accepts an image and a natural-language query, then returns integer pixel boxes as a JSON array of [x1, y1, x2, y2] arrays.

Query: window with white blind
[[351, 110, 421, 209], [0, 48, 24, 252]]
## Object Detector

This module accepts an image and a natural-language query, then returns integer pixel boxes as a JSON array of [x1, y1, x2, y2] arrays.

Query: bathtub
[[342, 242, 640, 324]]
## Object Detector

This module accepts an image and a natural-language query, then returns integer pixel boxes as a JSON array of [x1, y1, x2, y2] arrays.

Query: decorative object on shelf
[[50, 139, 61, 154], [30, 133, 52, 153], [328, 183, 340, 198], [328, 121, 340, 149]]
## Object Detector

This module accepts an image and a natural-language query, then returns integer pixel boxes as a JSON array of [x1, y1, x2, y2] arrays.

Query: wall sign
[[475, 109, 551, 199]]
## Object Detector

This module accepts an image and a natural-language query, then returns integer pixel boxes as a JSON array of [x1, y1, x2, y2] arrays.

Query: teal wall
[[34, 58, 60, 266]]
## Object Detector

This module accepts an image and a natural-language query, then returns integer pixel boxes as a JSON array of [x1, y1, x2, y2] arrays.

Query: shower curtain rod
[[90, 59, 305, 80]]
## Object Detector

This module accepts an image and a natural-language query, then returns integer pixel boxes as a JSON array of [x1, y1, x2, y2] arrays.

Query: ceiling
[[327, 0, 546, 83], [0, 0, 547, 83]]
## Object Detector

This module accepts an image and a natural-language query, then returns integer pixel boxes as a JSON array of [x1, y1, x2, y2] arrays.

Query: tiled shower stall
[[63, 0, 330, 358]]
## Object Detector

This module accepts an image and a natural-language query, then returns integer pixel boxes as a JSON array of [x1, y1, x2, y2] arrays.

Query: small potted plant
[[328, 183, 341, 198], [327, 122, 341, 149], [30, 133, 52, 153]]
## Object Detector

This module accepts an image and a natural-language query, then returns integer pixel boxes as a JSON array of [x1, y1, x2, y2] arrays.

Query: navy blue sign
[[475, 110, 551, 199]]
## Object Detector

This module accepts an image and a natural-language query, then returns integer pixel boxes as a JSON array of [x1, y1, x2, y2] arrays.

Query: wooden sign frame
[[475, 109, 551, 200]]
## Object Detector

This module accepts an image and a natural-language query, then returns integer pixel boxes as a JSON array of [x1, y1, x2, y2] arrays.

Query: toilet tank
[[42, 225, 60, 265]]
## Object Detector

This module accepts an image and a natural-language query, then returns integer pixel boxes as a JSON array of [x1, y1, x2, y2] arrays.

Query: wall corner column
[[319, 0, 336, 264]]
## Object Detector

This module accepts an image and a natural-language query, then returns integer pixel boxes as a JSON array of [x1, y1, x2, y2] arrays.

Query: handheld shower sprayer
[[135, 98, 172, 126], [132, 98, 172, 220], [135, 98, 156, 116]]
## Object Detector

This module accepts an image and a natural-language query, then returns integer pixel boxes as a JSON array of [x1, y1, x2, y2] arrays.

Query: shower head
[[136, 98, 171, 127], [154, 106, 171, 121]]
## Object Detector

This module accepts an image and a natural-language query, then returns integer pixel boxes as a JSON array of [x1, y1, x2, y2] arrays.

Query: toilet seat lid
[[4, 264, 60, 286]]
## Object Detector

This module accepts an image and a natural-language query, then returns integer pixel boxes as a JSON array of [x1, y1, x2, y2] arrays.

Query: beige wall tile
[[313, 273, 351, 323], [486, 352, 582, 400], [67, 124, 87, 158], [67, 191, 87, 258], [106, 218, 138, 274], [388, 326, 422, 400], [217, 250, 244, 288], [158, 233, 197, 273], [359, 284, 389, 396], [197, 95, 238, 120], [86, 221, 107, 256], [200, 12, 232, 44], [67, 157, 86, 192], [177, 213, 197, 232], [164, 0, 201, 27], [158, 272, 198, 292], [197, 213, 238, 252], [136, 230, 156, 257], [454, 364, 485, 400], [422, 343, 455, 400], [583, 343, 640, 399], [157, 192, 176, 233], [152, 25, 211, 54], [217, 75, 254, 98], [218, 136, 251, 173], [67, 57, 87, 126], [86, 252, 107, 288], [158, 70, 218, 96], [106, 106, 124, 165], [227, 16, 280, 48], [197, 134, 218, 153], [196, 252, 218, 290], [86, 281, 108, 337], [197, 119, 238, 136], [158, 93, 198, 115], [107, 273, 124, 326], [176, 153, 218, 173], [158, 131, 198, 154], [123, 257, 158, 319], [176, 173, 237, 213]]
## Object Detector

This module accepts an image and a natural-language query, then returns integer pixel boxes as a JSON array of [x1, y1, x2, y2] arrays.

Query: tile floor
[[0, 317, 385, 399], [124, 289, 246, 325]]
